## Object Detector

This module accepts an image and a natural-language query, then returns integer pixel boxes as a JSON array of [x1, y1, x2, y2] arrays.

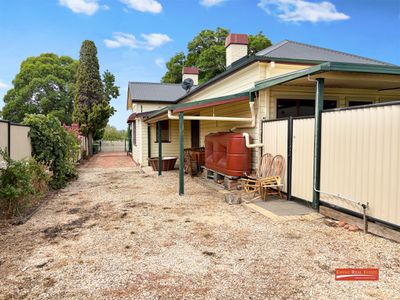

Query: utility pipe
[[230, 94, 257, 131], [242, 132, 263, 148], [167, 110, 253, 122], [168, 97, 263, 149]]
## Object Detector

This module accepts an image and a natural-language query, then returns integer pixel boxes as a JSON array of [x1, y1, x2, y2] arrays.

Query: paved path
[[82, 152, 137, 168]]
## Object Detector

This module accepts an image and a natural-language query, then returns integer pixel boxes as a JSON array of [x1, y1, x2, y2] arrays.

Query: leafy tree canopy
[[162, 28, 272, 84], [1, 53, 78, 124], [102, 124, 127, 141]]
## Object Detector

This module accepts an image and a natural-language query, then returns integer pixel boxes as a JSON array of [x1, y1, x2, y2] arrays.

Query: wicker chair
[[242, 154, 284, 200]]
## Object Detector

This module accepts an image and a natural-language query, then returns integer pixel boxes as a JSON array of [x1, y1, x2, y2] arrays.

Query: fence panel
[[262, 119, 288, 192], [101, 140, 126, 152], [0, 121, 31, 163], [292, 118, 314, 202], [0, 122, 8, 153], [10, 124, 31, 160], [321, 105, 400, 226]]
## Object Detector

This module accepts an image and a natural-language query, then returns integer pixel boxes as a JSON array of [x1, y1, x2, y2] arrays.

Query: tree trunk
[[88, 131, 93, 156]]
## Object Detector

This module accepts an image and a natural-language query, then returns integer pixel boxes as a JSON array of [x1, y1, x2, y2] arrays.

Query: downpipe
[[242, 132, 263, 148]]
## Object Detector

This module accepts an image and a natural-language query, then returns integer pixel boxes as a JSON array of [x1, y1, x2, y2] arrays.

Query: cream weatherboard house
[[127, 34, 399, 169], [126, 33, 400, 231]]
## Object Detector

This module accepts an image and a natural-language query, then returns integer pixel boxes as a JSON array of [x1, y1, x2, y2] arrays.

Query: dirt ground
[[1, 153, 400, 300]]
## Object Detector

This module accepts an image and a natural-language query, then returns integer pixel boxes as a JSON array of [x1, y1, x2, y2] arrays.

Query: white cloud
[[141, 33, 172, 49], [0, 80, 8, 89], [120, 0, 162, 13], [200, 0, 227, 7], [101, 4, 110, 10], [59, 0, 100, 15], [155, 58, 165, 68], [104, 32, 172, 50], [258, 0, 350, 23]]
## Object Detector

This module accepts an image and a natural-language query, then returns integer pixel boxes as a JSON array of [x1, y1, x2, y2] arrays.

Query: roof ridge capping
[[257, 40, 395, 66], [255, 40, 290, 56], [287, 40, 394, 66], [129, 81, 182, 86]]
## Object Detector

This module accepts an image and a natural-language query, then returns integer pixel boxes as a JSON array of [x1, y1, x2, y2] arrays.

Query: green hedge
[[23, 114, 79, 189]]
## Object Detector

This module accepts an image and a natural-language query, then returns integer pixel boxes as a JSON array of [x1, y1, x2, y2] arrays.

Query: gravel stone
[[0, 164, 399, 299]]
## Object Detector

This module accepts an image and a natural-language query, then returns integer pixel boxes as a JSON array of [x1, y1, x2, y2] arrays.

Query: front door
[[191, 120, 200, 148]]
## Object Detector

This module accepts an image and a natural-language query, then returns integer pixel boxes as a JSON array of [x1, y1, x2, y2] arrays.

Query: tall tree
[[93, 70, 120, 140], [162, 28, 272, 84], [73, 40, 116, 155], [161, 52, 185, 83], [1, 54, 77, 123]]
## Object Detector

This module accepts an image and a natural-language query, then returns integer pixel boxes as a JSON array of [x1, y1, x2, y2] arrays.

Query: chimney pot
[[225, 33, 248, 67], [182, 66, 199, 85]]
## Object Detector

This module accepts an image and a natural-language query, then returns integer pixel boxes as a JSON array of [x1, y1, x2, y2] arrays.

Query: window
[[277, 99, 337, 118], [155, 120, 170, 142], [348, 100, 373, 107], [131, 121, 136, 146]]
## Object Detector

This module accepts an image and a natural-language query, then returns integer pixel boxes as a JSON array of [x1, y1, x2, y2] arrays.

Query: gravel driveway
[[1, 154, 399, 299]]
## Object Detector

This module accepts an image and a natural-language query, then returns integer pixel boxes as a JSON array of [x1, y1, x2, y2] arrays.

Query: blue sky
[[0, 0, 399, 129]]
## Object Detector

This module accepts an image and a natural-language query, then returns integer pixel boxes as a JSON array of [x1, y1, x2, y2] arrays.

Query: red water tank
[[205, 132, 251, 177]]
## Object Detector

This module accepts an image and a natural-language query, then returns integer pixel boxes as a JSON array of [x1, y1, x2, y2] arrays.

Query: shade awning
[[127, 110, 158, 123], [144, 91, 251, 123], [252, 62, 400, 92]]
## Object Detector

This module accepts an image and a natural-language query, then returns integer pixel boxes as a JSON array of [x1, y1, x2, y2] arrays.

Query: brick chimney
[[225, 33, 248, 67], [182, 67, 199, 85]]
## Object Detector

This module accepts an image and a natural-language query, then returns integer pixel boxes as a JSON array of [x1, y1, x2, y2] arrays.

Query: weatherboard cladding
[[129, 82, 187, 103], [256, 40, 392, 66]]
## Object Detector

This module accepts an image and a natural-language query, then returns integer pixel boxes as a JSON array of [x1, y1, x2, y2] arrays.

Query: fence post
[[313, 78, 324, 210], [287, 117, 293, 201], [7, 121, 11, 158], [179, 112, 184, 196]]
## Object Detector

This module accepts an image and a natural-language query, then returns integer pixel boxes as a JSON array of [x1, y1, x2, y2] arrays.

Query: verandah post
[[287, 116, 293, 201], [179, 112, 184, 196], [312, 78, 324, 210], [158, 121, 162, 176]]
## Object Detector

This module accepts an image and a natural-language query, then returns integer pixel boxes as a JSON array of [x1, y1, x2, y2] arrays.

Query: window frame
[[155, 120, 171, 143], [276, 98, 338, 118], [348, 100, 374, 107]]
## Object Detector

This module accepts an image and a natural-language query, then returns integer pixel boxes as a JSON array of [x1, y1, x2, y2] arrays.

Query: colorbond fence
[[262, 101, 400, 227], [0, 120, 31, 161], [100, 140, 126, 152]]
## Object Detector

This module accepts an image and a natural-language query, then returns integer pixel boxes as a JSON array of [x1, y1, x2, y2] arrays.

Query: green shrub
[[23, 114, 79, 189], [0, 150, 49, 217]]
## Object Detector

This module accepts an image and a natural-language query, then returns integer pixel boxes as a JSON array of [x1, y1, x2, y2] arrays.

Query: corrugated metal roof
[[127, 110, 157, 123], [128, 82, 188, 103], [256, 40, 393, 66]]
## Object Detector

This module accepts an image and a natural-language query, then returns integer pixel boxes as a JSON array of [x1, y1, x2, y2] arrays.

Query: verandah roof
[[251, 62, 400, 92], [144, 91, 250, 122]]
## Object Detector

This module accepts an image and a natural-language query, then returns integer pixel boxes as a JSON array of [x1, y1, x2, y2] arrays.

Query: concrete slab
[[244, 197, 323, 222], [253, 198, 315, 216]]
